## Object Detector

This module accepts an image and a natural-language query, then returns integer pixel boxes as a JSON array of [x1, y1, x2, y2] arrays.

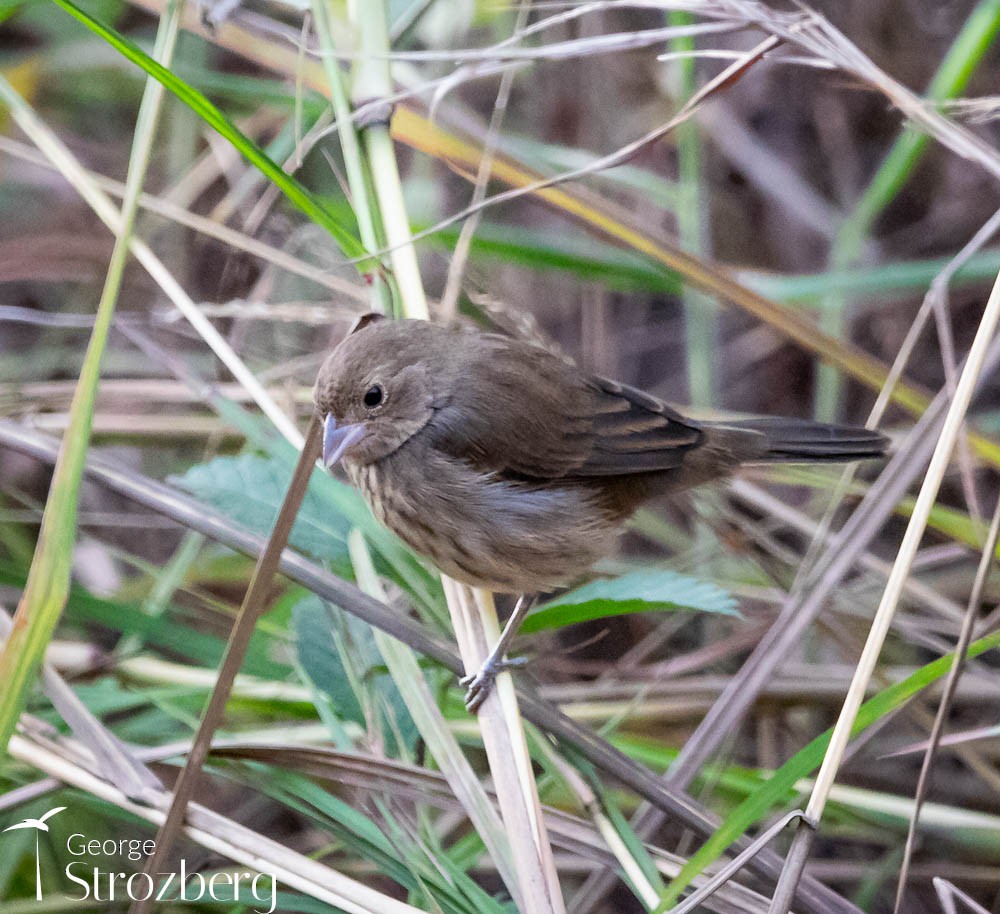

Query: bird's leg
[[461, 594, 536, 712]]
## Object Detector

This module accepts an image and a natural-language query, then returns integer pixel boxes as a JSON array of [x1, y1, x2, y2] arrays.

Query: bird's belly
[[349, 459, 617, 593]]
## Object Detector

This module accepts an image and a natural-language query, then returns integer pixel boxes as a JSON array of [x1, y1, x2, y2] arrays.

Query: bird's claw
[[461, 655, 529, 712]]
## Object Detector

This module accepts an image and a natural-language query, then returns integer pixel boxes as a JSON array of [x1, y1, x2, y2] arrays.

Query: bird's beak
[[322, 414, 365, 467]]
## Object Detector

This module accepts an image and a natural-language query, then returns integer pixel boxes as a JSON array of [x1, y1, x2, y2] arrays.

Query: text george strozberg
[[62, 833, 277, 912]]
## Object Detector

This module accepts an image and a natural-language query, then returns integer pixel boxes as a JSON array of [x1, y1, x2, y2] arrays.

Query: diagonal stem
[[127, 416, 322, 914]]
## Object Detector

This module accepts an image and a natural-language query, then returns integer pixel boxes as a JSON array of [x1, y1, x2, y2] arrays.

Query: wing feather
[[424, 333, 703, 480], [579, 376, 702, 474]]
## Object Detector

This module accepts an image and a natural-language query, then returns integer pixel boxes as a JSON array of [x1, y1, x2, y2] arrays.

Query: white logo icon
[[3, 806, 66, 900]]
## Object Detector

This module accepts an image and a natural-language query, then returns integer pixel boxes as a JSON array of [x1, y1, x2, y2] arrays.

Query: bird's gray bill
[[322, 414, 365, 467]]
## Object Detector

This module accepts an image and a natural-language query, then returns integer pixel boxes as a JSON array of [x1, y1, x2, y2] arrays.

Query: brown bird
[[314, 314, 887, 707]]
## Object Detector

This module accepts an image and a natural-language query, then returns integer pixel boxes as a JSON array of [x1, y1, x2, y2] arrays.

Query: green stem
[[660, 623, 1000, 905], [311, 0, 392, 312], [350, 0, 428, 320], [670, 9, 715, 407]]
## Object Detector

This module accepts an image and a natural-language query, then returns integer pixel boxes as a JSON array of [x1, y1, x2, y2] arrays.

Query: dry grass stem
[[0, 84, 303, 446], [445, 579, 567, 914], [893, 497, 1000, 911]]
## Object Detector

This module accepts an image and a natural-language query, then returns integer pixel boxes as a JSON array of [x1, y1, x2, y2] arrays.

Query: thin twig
[[438, 0, 531, 319], [403, 35, 781, 261], [933, 877, 992, 914], [672, 810, 813, 914]]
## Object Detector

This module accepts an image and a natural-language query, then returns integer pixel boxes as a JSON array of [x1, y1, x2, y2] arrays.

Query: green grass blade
[[845, 0, 1000, 243], [669, 8, 715, 407]]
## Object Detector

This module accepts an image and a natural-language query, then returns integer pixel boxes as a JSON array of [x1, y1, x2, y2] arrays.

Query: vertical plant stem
[[769, 266, 1000, 912], [0, 80, 303, 446], [0, 0, 186, 753], [669, 9, 715, 408], [127, 416, 323, 914], [439, 1, 530, 319], [348, 531, 523, 909], [310, 0, 392, 311], [445, 580, 566, 914], [343, 4, 563, 910], [893, 495, 1000, 912], [350, 0, 427, 320]]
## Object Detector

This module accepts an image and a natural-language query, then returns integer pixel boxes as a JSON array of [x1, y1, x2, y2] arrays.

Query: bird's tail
[[720, 417, 888, 462]]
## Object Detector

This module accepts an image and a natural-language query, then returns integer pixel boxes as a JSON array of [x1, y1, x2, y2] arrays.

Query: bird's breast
[[346, 448, 620, 593]]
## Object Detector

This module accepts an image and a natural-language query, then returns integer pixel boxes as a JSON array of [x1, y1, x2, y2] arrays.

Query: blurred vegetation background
[[1, 1, 1000, 912]]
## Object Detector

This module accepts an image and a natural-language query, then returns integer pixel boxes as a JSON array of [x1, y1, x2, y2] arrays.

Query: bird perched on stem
[[314, 314, 887, 708]]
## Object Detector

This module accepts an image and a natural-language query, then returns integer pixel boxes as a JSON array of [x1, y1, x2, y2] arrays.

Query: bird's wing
[[3, 821, 35, 831], [576, 376, 703, 475], [426, 335, 702, 479]]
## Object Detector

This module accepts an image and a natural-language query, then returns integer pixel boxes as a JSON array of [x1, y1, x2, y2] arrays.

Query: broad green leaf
[[173, 455, 354, 576], [522, 570, 738, 634], [293, 595, 418, 755], [172, 453, 440, 606], [293, 594, 364, 726]]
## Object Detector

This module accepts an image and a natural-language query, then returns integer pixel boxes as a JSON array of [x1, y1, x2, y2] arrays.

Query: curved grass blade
[[119, 0, 1000, 472], [816, 0, 1000, 419]]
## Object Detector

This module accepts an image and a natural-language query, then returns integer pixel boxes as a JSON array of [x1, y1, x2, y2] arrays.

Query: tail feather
[[724, 417, 888, 462]]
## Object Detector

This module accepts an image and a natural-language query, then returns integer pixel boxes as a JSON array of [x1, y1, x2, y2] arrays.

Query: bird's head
[[313, 315, 439, 468]]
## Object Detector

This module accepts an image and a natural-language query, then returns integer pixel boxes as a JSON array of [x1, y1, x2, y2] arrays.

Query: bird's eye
[[363, 384, 384, 408]]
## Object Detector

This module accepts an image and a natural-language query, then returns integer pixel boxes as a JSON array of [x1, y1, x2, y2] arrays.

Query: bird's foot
[[461, 654, 529, 712]]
